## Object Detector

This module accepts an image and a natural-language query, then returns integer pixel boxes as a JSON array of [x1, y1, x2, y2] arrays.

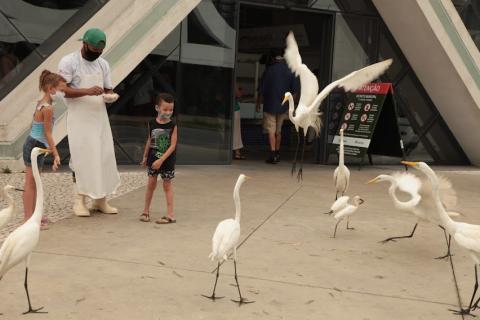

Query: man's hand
[[151, 159, 163, 170], [86, 86, 104, 96]]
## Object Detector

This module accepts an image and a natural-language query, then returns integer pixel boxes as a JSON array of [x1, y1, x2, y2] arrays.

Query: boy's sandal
[[156, 216, 176, 224], [139, 213, 150, 222]]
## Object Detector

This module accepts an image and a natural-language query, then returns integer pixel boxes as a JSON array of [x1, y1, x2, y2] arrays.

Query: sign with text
[[330, 83, 404, 160]]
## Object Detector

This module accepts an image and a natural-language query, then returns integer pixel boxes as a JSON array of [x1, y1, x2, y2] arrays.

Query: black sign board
[[330, 83, 405, 161]]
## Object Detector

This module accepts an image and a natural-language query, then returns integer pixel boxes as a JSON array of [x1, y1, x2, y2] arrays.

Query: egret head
[[282, 92, 292, 106], [401, 161, 433, 177], [353, 196, 364, 206], [31, 147, 49, 159], [238, 174, 252, 183], [366, 174, 391, 185]]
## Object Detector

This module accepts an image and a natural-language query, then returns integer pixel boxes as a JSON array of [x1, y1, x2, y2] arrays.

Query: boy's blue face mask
[[155, 105, 173, 119], [159, 113, 172, 119]]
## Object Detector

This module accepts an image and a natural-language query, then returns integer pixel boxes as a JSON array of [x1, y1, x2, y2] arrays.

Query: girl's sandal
[[156, 216, 176, 224], [139, 213, 150, 222]]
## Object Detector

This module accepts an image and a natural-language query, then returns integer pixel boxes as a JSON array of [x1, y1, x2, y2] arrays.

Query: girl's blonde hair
[[39, 70, 66, 91]]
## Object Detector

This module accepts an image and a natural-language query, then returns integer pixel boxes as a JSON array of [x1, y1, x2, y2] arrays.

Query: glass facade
[[0, 0, 109, 101], [453, 0, 480, 48], [26, 0, 471, 165], [105, 0, 236, 164]]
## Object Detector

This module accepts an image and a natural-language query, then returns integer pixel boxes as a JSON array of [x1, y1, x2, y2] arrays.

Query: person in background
[[233, 84, 245, 160], [256, 48, 298, 164]]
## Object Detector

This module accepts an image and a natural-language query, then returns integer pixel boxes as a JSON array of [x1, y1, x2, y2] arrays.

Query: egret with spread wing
[[282, 31, 392, 180], [368, 171, 459, 258], [403, 161, 480, 316]]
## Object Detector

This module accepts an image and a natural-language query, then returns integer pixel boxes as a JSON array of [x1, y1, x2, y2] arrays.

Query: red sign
[[353, 83, 393, 95]]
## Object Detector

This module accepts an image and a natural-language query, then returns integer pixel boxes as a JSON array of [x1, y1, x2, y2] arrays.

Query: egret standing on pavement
[[368, 171, 459, 259], [333, 129, 350, 200], [203, 174, 254, 305], [0, 148, 49, 314], [403, 161, 480, 315], [326, 195, 364, 238]]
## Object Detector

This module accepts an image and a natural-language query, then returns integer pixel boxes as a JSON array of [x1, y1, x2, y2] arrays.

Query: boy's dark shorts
[[147, 151, 175, 181], [23, 136, 46, 168]]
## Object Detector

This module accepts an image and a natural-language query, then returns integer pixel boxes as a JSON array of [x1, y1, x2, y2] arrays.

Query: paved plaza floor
[[1, 161, 480, 319]]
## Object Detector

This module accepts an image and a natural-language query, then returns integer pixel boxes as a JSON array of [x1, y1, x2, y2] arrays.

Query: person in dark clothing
[[256, 48, 298, 163]]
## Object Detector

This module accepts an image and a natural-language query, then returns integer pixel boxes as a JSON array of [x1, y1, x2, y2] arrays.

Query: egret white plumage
[[368, 171, 459, 257], [326, 195, 364, 238], [403, 161, 480, 315], [333, 129, 350, 200], [203, 174, 253, 305], [282, 31, 393, 180], [0, 185, 23, 230], [0, 147, 49, 314]]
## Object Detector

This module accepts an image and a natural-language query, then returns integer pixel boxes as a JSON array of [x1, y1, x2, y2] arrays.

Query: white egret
[[333, 129, 350, 200], [282, 31, 393, 180], [0, 147, 49, 314], [203, 174, 253, 305], [326, 195, 364, 238], [403, 161, 480, 315], [0, 185, 23, 229], [368, 171, 459, 257]]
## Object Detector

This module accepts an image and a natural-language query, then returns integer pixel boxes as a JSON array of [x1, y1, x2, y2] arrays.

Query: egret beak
[[38, 148, 50, 154], [14, 188, 24, 192], [281, 95, 288, 106], [366, 177, 379, 184], [401, 161, 418, 167], [244, 176, 253, 180]]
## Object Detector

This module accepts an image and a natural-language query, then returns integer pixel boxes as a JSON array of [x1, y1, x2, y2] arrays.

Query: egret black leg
[[297, 136, 306, 182], [202, 262, 224, 301], [346, 218, 355, 230], [380, 223, 418, 244], [436, 226, 453, 260], [291, 131, 300, 176], [22, 268, 46, 314], [451, 265, 478, 315], [231, 260, 254, 305], [332, 221, 340, 238]]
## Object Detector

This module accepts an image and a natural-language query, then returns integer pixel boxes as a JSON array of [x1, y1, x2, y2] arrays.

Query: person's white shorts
[[263, 112, 289, 135]]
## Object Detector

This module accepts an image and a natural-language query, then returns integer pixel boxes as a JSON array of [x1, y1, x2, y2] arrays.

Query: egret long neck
[[423, 166, 454, 231], [339, 131, 345, 166], [233, 180, 242, 223], [386, 178, 420, 210], [30, 152, 43, 224], [287, 94, 295, 121]]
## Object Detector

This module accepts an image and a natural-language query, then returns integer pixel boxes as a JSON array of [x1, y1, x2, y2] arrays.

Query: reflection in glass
[[177, 64, 233, 163], [0, 0, 109, 100]]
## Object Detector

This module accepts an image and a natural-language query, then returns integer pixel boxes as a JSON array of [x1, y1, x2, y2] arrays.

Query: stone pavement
[[0, 161, 480, 319]]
